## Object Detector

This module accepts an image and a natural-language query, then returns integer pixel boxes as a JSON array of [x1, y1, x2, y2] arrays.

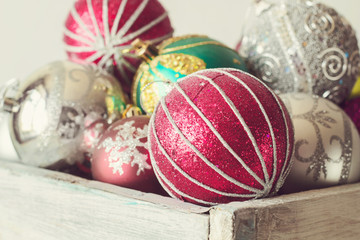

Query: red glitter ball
[[63, 0, 173, 94], [149, 68, 294, 206]]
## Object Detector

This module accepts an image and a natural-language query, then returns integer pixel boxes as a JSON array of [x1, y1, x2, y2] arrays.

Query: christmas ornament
[[342, 97, 360, 134], [238, 0, 360, 104], [92, 115, 161, 193], [131, 35, 248, 114], [279, 93, 360, 193], [149, 68, 294, 206], [63, 0, 173, 94], [0, 61, 128, 168]]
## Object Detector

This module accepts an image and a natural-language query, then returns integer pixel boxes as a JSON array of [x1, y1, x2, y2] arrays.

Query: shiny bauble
[[92, 116, 161, 193], [63, 0, 173, 94], [279, 93, 360, 193], [238, 0, 360, 105], [131, 35, 248, 114], [149, 68, 294, 206], [342, 97, 360, 134], [4, 61, 127, 168]]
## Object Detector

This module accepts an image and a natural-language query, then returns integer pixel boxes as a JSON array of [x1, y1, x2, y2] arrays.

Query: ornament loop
[[0, 78, 20, 113], [130, 38, 159, 63]]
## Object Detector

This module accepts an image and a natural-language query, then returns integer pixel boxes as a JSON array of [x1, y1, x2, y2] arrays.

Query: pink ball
[[63, 0, 173, 93], [149, 68, 294, 206], [92, 116, 161, 193]]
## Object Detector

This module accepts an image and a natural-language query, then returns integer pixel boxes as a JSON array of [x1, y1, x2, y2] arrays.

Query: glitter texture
[[280, 93, 360, 194], [149, 68, 294, 206], [238, 0, 360, 104], [92, 116, 162, 193], [63, 0, 174, 94]]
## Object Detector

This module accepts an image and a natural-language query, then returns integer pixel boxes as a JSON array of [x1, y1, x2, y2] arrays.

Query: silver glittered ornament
[[238, 0, 360, 104], [0, 61, 128, 168]]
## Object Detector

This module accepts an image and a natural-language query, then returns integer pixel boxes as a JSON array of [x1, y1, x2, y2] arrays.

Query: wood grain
[[0, 160, 209, 240], [2, 159, 360, 240], [210, 183, 360, 240]]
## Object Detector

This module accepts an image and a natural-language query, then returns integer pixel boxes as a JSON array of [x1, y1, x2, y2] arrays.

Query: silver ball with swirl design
[[238, 0, 360, 104], [0, 61, 128, 168]]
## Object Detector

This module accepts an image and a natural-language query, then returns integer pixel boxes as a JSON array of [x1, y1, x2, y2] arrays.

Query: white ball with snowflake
[[91, 115, 161, 193]]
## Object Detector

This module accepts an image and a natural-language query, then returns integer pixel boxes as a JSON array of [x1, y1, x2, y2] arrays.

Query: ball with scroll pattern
[[238, 0, 360, 104], [279, 93, 360, 193], [148, 68, 294, 206]]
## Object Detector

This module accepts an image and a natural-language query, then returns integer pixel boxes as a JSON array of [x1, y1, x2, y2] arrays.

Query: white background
[[0, 0, 359, 159], [0, 0, 359, 82]]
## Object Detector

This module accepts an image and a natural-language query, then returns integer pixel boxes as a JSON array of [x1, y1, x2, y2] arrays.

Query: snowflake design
[[98, 120, 151, 176]]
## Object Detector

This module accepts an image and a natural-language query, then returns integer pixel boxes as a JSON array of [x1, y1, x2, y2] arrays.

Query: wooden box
[[1, 159, 360, 240]]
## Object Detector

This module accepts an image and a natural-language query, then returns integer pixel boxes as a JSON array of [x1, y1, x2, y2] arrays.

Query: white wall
[[0, 0, 359, 159], [0, 0, 359, 82]]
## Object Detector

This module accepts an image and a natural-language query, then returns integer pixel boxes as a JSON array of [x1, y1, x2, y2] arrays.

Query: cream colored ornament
[[279, 93, 360, 193]]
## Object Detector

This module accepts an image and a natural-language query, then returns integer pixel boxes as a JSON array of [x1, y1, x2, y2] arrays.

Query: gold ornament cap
[[122, 104, 143, 118], [131, 39, 159, 63]]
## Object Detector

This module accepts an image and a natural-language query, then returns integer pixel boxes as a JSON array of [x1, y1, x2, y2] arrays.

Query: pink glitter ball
[[149, 68, 294, 206], [92, 116, 162, 193], [63, 0, 173, 94], [343, 97, 360, 133]]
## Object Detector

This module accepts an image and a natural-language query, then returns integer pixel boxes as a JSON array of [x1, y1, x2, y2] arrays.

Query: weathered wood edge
[[0, 159, 209, 214], [209, 183, 360, 240], [4, 159, 360, 239], [0, 160, 210, 240]]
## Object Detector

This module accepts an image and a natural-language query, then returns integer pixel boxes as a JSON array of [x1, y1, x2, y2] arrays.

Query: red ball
[[149, 68, 294, 206], [63, 0, 173, 93], [92, 116, 161, 193]]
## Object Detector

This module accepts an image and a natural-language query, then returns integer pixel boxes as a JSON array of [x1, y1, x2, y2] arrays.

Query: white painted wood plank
[[4, 159, 360, 240], [210, 183, 360, 240], [0, 160, 210, 240]]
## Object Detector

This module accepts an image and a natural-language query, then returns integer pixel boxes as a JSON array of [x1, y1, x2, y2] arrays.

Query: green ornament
[[131, 35, 248, 114]]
